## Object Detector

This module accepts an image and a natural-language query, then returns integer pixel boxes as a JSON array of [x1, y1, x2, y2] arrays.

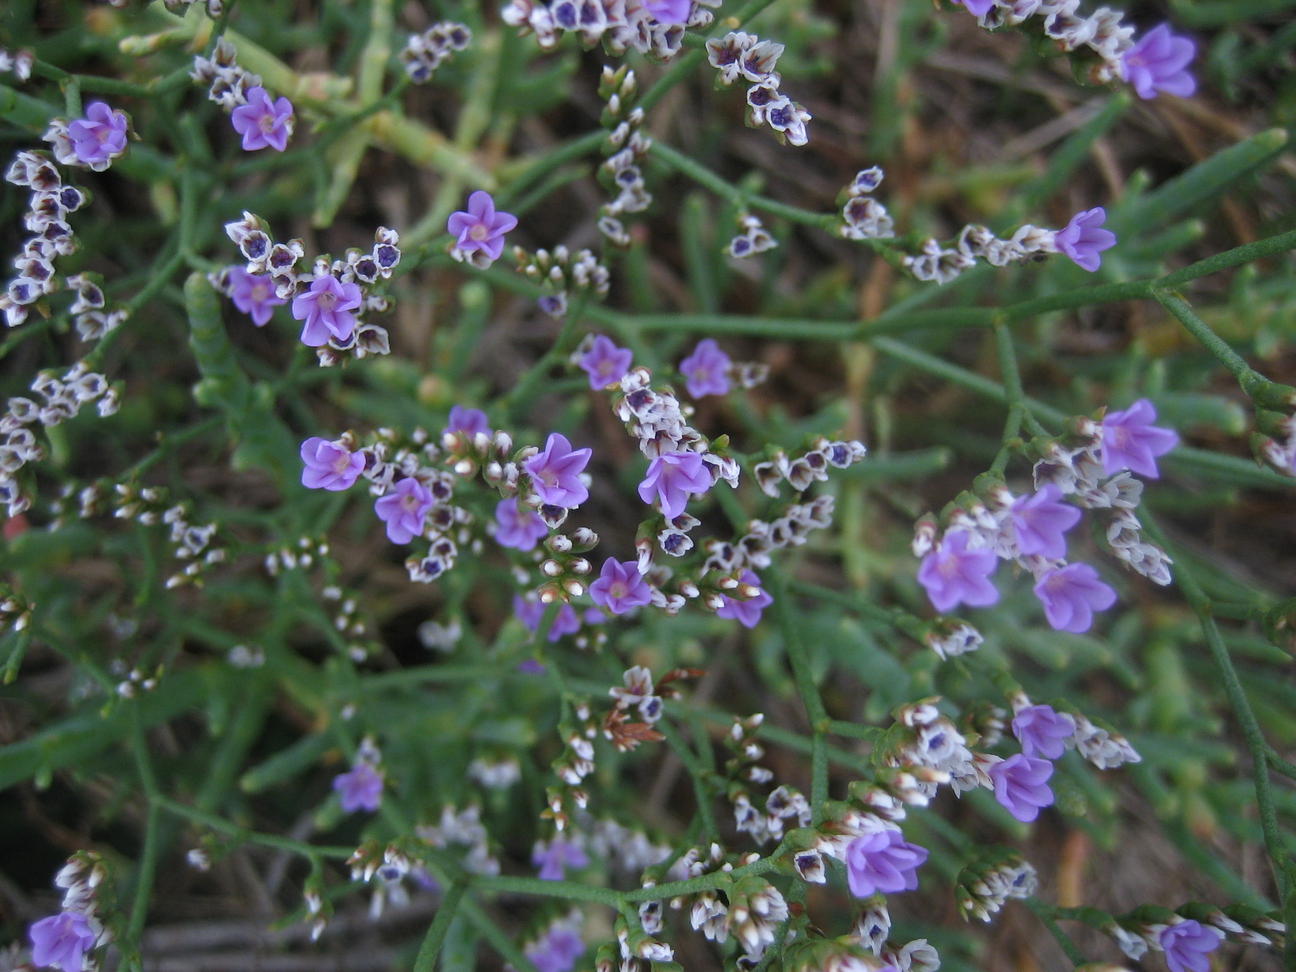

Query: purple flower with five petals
[[1159, 920, 1223, 972], [374, 477, 434, 544], [1122, 24, 1197, 101], [524, 433, 592, 509], [1011, 484, 1082, 559], [447, 191, 517, 265], [292, 275, 363, 347], [638, 450, 713, 519], [229, 266, 286, 326], [916, 529, 999, 613], [532, 838, 589, 881], [333, 762, 383, 813], [495, 497, 549, 551], [514, 596, 582, 641], [716, 570, 773, 628], [845, 829, 929, 898], [1055, 207, 1117, 272], [679, 338, 732, 398], [1011, 704, 1076, 759], [1034, 563, 1117, 633], [589, 558, 653, 615], [230, 86, 295, 152], [30, 911, 96, 972], [68, 102, 128, 169], [579, 335, 633, 390], [300, 437, 365, 491], [952, 0, 995, 15], [989, 753, 1055, 822], [444, 405, 490, 439], [644, 0, 692, 24], [1100, 398, 1179, 478]]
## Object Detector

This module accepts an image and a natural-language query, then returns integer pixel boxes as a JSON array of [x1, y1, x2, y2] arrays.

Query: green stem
[[413, 879, 468, 972], [1151, 287, 1272, 400]]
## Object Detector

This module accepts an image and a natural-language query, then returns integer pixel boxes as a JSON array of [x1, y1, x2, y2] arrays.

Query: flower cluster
[[840, 166, 897, 240], [1, 364, 118, 518], [955, 850, 1039, 922], [1107, 905, 1285, 969], [66, 273, 126, 343], [400, 21, 472, 83], [954, 3, 1196, 100], [190, 38, 260, 110], [502, 0, 717, 56], [0, 48, 33, 81], [728, 212, 778, 258], [223, 213, 399, 361], [28, 854, 113, 972], [707, 31, 812, 147], [192, 40, 294, 152], [1032, 399, 1180, 586], [916, 400, 1177, 632], [417, 805, 501, 877], [596, 66, 652, 246], [518, 246, 610, 319], [663, 843, 789, 964], [2, 150, 91, 328], [753, 437, 869, 497], [43, 102, 129, 172]]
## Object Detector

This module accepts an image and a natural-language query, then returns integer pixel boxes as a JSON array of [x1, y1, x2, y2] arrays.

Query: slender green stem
[[1151, 287, 1272, 400], [413, 879, 468, 972], [1027, 901, 1088, 966]]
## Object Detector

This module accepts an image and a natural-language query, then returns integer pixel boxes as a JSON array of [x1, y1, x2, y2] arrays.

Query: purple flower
[[589, 558, 653, 615], [1011, 704, 1077, 759], [67, 101, 128, 169], [375, 477, 434, 544], [644, 0, 692, 24], [1122, 24, 1197, 100], [291, 275, 363, 347], [333, 762, 383, 813], [637, 450, 713, 519], [230, 86, 295, 152], [716, 570, 773, 628], [228, 266, 286, 326], [517, 658, 547, 674], [495, 498, 548, 550], [1011, 484, 1081, 559], [1160, 920, 1224, 972], [1100, 398, 1179, 478], [1034, 563, 1117, 633], [989, 753, 1054, 822], [514, 596, 581, 642], [300, 437, 365, 491], [444, 405, 490, 439], [952, 0, 994, 15], [679, 338, 732, 398], [579, 335, 633, 390], [526, 925, 585, 972], [532, 838, 589, 881], [916, 530, 999, 613], [30, 911, 96, 971], [844, 829, 929, 898], [1055, 207, 1117, 272], [447, 190, 517, 264], [524, 433, 592, 509]]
